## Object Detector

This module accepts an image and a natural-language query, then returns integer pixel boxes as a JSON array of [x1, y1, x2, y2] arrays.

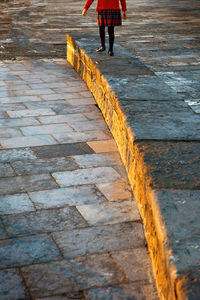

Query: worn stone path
[[0, 59, 158, 299], [1, 0, 200, 299]]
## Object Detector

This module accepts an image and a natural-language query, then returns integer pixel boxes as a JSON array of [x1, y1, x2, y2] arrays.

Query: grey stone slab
[[38, 113, 88, 125], [105, 75, 183, 101], [0, 269, 27, 300], [96, 57, 155, 76], [151, 189, 200, 272], [0, 174, 58, 196], [0, 127, 22, 138], [66, 98, 95, 106], [0, 163, 15, 177], [121, 100, 200, 141], [0, 95, 42, 104], [53, 222, 145, 259], [23, 100, 71, 111], [85, 283, 159, 300], [23, 100, 98, 115], [96, 181, 133, 202], [0, 103, 27, 112], [0, 193, 35, 215], [49, 104, 101, 115], [52, 167, 122, 187], [2, 207, 87, 237], [1, 135, 57, 148], [72, 152, 122, 168], [0, 117, 40, 128], [29, 186, 107, 209], [0, 148, 37, 163], [0, 84, 31, 92], [7, 108, 56, 118], [32, 143, 94, 159], [15, 89, 54, 97], [53, 130, 111, 144], [21, 124, 73, 136], [29, 82, 67, 89], [67, 119, 108, 132], [11, 157, 78, 175], [76, 200, 140, 226], [138, 141, 200, 189], [22, 254, 128, 298], [40, 92, 80, 101], [0, 235, 61, 269], [111, 248, 155, 283]]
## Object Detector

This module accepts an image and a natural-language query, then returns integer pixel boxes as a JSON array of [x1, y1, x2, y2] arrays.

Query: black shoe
[[108, 50, 114, 56], [96, 47, 106, 53]]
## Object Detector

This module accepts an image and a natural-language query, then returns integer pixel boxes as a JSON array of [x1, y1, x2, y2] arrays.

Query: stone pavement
[[0, 0, 200, 299], [0, 59, 158, 299]]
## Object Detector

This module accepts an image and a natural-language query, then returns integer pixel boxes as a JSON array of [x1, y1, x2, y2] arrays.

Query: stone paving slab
[[11, 157, 78, 176], [0, 174, 58, 195], [22, 254, 129, 298], [0, 235, 61, 269], [0, 269, 27, 300], [137, 141, 200, 190], [72, 152, 122, 168], [0, 117, 40, 128], [53, 130, 111, 144], [0, 135, 58, 149], [29, 186, 107, 210], [2, 207, 88, 237], [32, 143, 95, 158], [97, 181, 133, 202], [52, 167, 122, 187], [0, 58, 157, 300], [121, 100, 200, 141], [0, 163, 15, 177], [0, 148, 37, 163], [53, 222, 145, 259], [0, 193, 35, 215], [76, 200, 140, 226]]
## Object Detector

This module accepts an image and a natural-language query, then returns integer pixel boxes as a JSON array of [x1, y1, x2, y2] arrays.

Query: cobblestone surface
[[0, 58, 158, 299]]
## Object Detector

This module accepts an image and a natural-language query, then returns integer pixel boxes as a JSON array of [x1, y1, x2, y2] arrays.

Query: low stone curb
[[66, 33, 200, 300]]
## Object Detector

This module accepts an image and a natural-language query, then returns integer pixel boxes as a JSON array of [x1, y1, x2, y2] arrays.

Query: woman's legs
[[96, 26, 106, 52], [96, 25, 115, 55], [108, 26, 115, 55]]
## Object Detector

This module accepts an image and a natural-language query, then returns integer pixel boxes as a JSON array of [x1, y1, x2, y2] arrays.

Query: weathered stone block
[[0, 236, 61, 269], [2, 207, 87, 237], [22, 254, 128, 298], [29, 186, 107, 209], [52, 167, 122, 187], [53, 222, 145, 258], [0, 269, 27, 300]]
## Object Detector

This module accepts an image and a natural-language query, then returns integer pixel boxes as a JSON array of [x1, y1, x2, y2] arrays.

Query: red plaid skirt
[[97, 9, 122, 27]]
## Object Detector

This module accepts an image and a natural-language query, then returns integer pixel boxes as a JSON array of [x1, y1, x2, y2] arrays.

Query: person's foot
[[96, 46, 106, 52], [108, 50, 114, 56]]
